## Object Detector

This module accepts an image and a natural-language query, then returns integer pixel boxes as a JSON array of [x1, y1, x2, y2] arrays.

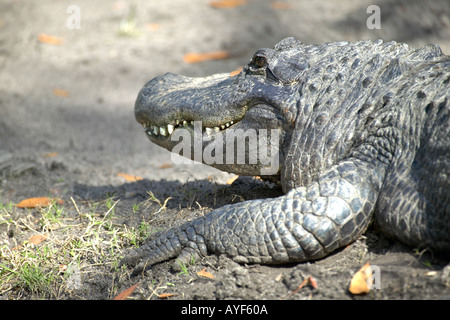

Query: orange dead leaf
[[38, 33, 64, 45], [157, 163, 173, 169], [28, 234, 48, 246], [308, 275, 318, 289], [349, 262, 372, 294], [197, 267, 215, 279], [146, 23, 160, 31], [16, 197, 64, 208], [209, 0, 247, 8], [226, 175, 239, 185], [290, 275, 317, 294], [114, 282, 140, 300], [183, 51, 230, 64], [42, 152, 59, 158], [229, 67, 243, 77], [53, 88, 70, 97], [12, 234, 48, 251], [158, 293, 177, 299], [117, 172, 143, 182]]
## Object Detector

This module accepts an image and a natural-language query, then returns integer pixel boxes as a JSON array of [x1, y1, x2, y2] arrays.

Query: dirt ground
[[1, 0, 449, 302]]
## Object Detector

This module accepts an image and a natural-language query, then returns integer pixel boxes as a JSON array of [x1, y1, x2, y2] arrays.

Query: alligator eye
[[254, 55, 267, 68]]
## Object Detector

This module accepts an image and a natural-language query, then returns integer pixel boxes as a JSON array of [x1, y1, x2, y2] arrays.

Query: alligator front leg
[[121, 158, 385, 272]]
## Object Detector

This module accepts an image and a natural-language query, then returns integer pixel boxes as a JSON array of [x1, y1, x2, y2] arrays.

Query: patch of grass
[[17, 259, 56, 298], [0, 203, 14, 227], [146, 191, 171, 211], [0, 197, 136, 299], [1, 243, 60, 299], [176, 255, 196, 277], [104, 196, 118, 218], [0, 187, 190, 299], [176, 260, 190, 276], [39, 201, 64, 230], [0, 201, 14, 211]]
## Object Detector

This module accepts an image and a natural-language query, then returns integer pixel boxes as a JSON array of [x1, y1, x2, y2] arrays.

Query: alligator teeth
[[144, 119, 237, 137]]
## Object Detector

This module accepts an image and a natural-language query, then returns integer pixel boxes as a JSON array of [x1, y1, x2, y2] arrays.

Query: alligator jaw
[[135, 72, 253, 141]]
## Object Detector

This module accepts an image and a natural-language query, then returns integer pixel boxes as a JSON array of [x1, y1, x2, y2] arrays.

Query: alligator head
[[135, 38, 308, 177]]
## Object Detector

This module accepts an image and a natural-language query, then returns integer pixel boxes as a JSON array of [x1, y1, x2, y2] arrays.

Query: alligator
[[124, 38, 450, 272]]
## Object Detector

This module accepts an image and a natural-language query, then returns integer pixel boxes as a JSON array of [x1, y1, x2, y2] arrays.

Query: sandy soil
[[1, 0, 449, 302]]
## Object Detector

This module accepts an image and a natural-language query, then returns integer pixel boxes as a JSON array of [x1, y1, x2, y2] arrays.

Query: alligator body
[[125, 38, 450, 271]]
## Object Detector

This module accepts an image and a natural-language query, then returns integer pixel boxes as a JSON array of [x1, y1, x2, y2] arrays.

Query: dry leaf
[[38, 33, 64, 45], [53, 88, 69, 97], [209, 0, 247, 8], [229, 67, 243, 77], [308, 276, 318, 289], [183, 51, 230, 64], [197, 267, 215, 279], [16, 197, 64, 208], [42, 152, 59, 158], [158, 163, 173, 169], [158, 293, 177, 299], [12, 234, 48, 251], [117, 172, 143, 182], [114, 282, 140, 300], [226, 175, 239, 185], [28, 234, 48, 246], [146, 23, 160, 31], [290, 275, 317, 294], [349, 262, 373, 294]]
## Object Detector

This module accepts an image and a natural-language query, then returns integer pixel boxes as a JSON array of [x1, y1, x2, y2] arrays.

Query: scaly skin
[[123, 38, 449, 271]]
